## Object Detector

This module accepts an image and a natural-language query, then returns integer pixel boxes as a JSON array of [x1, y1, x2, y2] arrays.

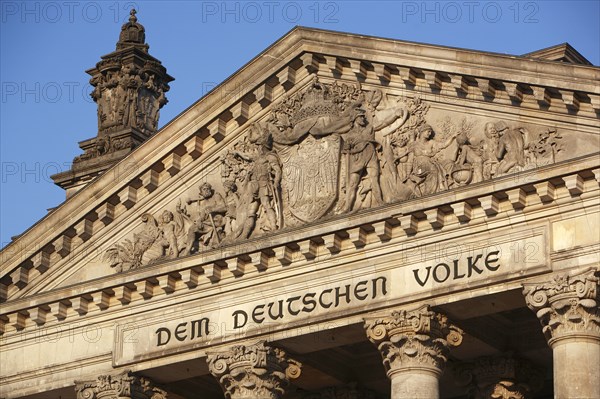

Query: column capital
[[454, 355, 544, 399], [207, 340, 302, 399], [75, 370, 166, 399], [364, 304, 463, 377], [522, 267, 600, 345]]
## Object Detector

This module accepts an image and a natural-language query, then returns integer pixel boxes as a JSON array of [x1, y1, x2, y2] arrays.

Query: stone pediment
[[1, 27, 599, 320]]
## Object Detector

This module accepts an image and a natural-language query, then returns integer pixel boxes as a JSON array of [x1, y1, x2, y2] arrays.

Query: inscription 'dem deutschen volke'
[[153, 247, 503, 347]]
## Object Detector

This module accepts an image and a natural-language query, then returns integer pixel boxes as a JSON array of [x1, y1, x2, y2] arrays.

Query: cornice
[[1, 27, 599, 303], [1, 156, 598, 335]]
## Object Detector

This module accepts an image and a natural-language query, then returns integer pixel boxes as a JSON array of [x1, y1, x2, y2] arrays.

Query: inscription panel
[[393, 227, 548, 298], [114, 228, 548, 366]]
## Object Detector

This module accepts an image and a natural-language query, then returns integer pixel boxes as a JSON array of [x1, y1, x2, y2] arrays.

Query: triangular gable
[[523, 42, 593, 66], [1, 27, 599, 307]]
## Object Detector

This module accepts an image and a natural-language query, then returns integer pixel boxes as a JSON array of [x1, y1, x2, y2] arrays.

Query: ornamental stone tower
[[52, 9, 174, 198]]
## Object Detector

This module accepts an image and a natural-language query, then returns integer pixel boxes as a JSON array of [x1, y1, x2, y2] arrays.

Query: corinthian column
[[75, 370, 167, 399], [523, 267, 600, 399], [207, 341, 302, 399], [364, 305, 464, 399]]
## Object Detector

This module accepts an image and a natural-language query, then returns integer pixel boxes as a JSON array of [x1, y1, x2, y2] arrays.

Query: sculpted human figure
[[180, 182, 227, 255], [232, 170, 259, 239], [454, 132, 484, 184], [495, 121, 525, 175], [338, 93, 408, 211], [222, 179, 255, 241], [232, 125, 282, 232], [396, 124, 458, 197], [159, 210, 182, 259], [363, 90, 409, 135], [481, 122, 500, 179], [389, 135, 410, 179], [107, 75, 121, 127], [95, 136, 110, 157], [222, 180, 239, 238], [119, 64, 142, 128], [339, 112, 384, 212]]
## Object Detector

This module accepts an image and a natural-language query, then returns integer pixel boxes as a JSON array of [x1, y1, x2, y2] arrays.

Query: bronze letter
[[372, 276, 388, 298], [453, 259, 465, 279], [191, 318, 210, 339], [232, 310, 248, 329], [467, 254, 483, 277], [286, 296, 301, 316], [252, 304, 266, 323], [302, 292, 317, 312], [155, 327, 171, 346], [485, 250, 500, 271], [319, 289, 333, 308], [334, 284, 351, 307], [354, 280, 369, 300], [267, 300, 284, 320], [413, 267, 431, 287], [174, 322, 187, 341]]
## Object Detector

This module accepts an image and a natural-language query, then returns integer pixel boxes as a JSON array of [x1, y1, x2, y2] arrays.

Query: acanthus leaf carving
[[207, 341, 302, 399], [523, 268, 600, 344], [75, 370, 167, 399], [364, 305, 463, 376]]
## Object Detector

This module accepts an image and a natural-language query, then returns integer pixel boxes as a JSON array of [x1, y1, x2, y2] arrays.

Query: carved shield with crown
[[270, 79, 363, 223]]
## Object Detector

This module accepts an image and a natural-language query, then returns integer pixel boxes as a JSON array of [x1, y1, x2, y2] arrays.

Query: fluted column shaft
[[389, 370, 440, 399], [365, 305, 464, 399], [523, 268, 600, 399], [207, 340, 302, 399]]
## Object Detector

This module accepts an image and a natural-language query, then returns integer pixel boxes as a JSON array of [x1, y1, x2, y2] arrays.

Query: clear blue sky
[[1, 0, 599, 247]]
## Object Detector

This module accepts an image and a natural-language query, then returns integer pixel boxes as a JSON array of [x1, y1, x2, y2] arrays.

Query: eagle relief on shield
[[267, 78, 364, 224]]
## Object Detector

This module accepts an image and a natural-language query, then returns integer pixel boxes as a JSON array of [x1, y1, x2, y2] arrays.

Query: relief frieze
[[105, 76, 565, 272]]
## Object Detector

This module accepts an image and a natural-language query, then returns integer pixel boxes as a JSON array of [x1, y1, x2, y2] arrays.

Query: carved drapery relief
[[523, 268, 600, 344], [207, 341, 302, 399], [454, 356, 544, 399], [105, 76, 565, 272], [75, 370, 166, 399], [364, 305, 463, 376]]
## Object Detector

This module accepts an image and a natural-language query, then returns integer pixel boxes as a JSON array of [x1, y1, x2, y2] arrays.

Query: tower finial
[[116, 8, 146, 51], [52, 6, 173, 197]]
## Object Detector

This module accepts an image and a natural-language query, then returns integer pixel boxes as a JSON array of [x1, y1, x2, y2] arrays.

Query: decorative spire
[[51, 9, 173, 198], [117, 9, 148, 51]]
